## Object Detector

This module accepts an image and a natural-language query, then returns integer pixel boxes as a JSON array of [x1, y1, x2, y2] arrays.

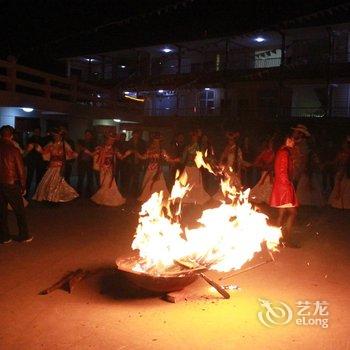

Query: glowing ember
[[131, 153, 282, 275]]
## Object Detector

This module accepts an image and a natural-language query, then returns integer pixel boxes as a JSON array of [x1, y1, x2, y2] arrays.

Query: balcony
[[0, 58, 142, 121], [145, 106, 222, 117]]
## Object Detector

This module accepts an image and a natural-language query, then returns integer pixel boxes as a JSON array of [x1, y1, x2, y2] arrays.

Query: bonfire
[[116, 152, 282, 297]]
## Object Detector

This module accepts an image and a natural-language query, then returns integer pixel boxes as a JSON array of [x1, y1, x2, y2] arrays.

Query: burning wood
[[174, 259, 230, 299]]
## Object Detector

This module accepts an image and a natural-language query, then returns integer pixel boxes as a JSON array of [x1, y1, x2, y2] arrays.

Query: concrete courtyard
[[0, 199, 349, 350]]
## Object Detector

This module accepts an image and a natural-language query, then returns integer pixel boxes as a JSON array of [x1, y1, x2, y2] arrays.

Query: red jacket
[[270, 147, 298, 207]]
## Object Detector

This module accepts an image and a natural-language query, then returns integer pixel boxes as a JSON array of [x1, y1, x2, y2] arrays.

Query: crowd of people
[[0, 122, 349, 247]]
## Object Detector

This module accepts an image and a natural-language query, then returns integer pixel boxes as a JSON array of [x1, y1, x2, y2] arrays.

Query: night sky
[[0, 0, 348, 70]]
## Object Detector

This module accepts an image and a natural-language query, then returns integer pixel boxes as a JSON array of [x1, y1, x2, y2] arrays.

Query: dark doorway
[[15, 117, 41, 147]]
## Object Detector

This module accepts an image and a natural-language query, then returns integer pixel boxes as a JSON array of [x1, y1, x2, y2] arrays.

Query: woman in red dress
[[270, 133, 300, 248]]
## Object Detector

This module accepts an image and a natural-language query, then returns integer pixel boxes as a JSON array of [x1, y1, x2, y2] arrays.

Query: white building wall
[[0, 116, 15, 127]]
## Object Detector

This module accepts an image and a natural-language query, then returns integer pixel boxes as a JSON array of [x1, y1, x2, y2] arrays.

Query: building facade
[[64, 22, 350, 128]]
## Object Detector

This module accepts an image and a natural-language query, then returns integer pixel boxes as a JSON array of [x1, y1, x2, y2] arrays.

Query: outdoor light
[[204, 88, 211, 91], [162, 48, 172, 53], [113, 118, 121, 123], [158, 89, 164, 93], [97, 94, 101, 98], [254, 36, 266, 43], [124, 91, 130, 95], [22, 108, 34, 113], [120, 65, 126, 69]]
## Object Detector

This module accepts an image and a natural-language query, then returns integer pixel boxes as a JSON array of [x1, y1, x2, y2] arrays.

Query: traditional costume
[[182, 142, 211, 205], [91, 142, 127, 207], [296, 152, 325, 206], [270, 147, 298, 208], [329, 145, 350, 209], [214, 132, 245, 201], [291, 124, 311, 183], [138, 146, 170, 203], [33, 138, 78, 203]]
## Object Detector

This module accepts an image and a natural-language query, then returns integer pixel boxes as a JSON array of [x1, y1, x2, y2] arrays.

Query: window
[[254, 49, 281, 68], [199, 89, 215, 114]]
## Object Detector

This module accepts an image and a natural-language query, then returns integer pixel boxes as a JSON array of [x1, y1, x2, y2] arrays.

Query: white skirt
[[138, 168, 169, 203], [329, 171, 350, 209], [296, 173, 325, 207], [33, 167, 78, 203], [182, 166, 211, 205], [91, 167, 125, 207], [249, 171, 273, 204]]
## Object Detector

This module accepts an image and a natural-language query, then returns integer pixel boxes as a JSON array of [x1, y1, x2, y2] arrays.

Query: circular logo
[[257, 298, 293, 328]]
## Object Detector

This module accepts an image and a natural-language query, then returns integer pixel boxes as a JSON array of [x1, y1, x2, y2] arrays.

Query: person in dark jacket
[[25, 127, 46, 196], [0, 125, 32, 244], [124, 130, 146, 198], [77, 130, 96, 196]]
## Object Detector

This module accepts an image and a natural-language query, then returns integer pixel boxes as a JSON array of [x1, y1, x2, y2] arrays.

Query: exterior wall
[[0, 108, 45, 129], [142, 88, 223, 117], [0, 107, 95, 146], [291, 85, 325, 117], [63, 23, 350, 120], [0, 115, 15, 127], [332, 84, 350, 118]]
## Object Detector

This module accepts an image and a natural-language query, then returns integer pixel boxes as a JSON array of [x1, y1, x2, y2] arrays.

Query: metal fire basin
[[116, 255, 199, 293]]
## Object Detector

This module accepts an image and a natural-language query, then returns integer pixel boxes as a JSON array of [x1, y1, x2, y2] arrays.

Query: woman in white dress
[[296, 150, 325, 207], [137, 134, 171, 203], [91, 134, 132, 207], [33, 130, 78, 203], [181, 130, 211, 205], [329, 137, 350, 209], [214, 131, 250, 201]]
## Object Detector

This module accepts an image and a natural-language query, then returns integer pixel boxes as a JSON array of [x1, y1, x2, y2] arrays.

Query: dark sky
[[0, 0, 348, 69]]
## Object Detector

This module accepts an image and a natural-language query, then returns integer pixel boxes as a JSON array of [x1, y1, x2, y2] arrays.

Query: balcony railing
[[143, 106, 350, 119], [128, 51, 350, 82], [0, 59, 117, 110], [145, 106, 222, 117]]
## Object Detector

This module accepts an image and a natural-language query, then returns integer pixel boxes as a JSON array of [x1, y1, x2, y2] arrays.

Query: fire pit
[[116, 162, 282, 299], [116, 255, 201, 293]]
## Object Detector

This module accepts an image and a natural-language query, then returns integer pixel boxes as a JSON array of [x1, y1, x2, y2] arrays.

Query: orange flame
[[131, 174, 281, 275], [194, 151, 215, 174]]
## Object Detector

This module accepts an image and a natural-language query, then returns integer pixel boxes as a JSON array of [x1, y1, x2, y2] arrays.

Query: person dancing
[[329, 136, 350, 209], [181, 130, 211, 205], [33, 129, 78, 204], [137, 133, 171, 203], [214, 131, 251, 201], [249, 136, 275, 204], [91, 133, 131, 207], [270, 132, 300, 248], [296, 147, 325, 207]]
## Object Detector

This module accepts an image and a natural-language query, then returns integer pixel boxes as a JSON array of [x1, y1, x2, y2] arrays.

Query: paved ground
[[0, 199, 349, 350]]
